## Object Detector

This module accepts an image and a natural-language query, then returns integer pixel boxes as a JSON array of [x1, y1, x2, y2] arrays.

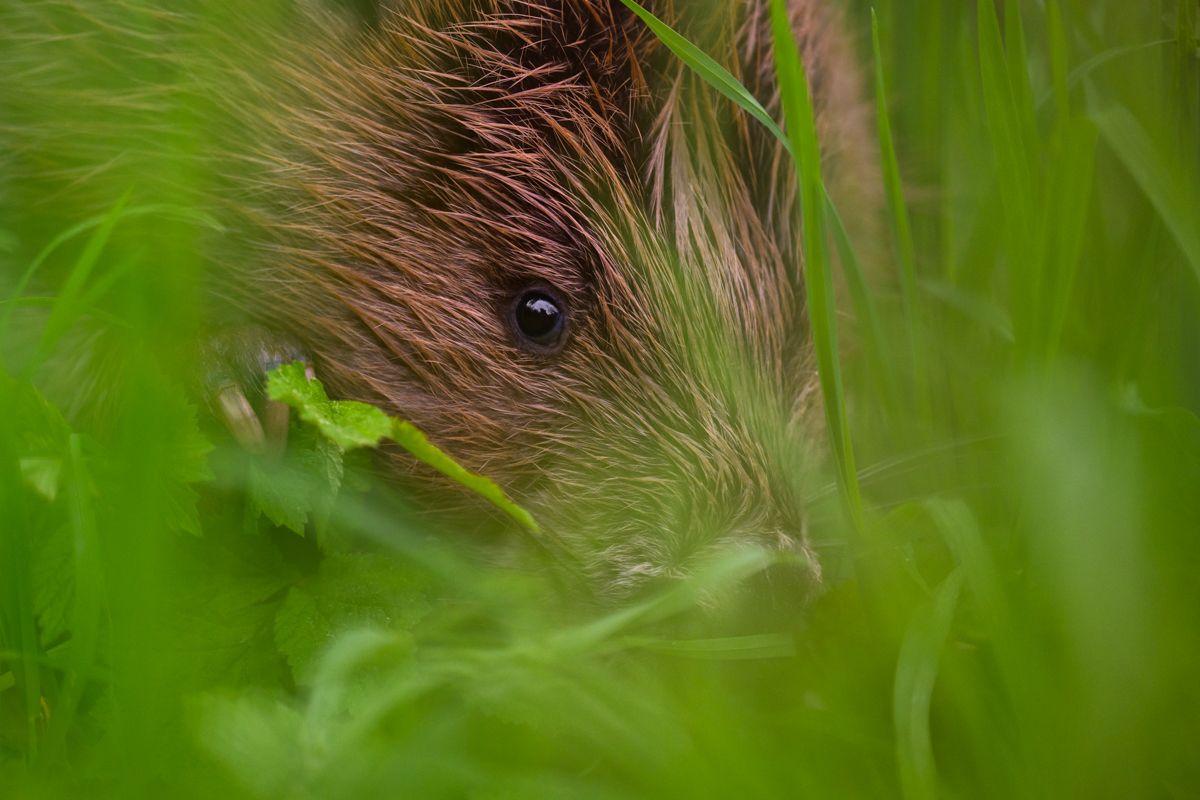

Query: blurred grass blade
[[828, 198, 894, 406], [893, 570, 962, 800], [1002, 0, 1040, 165], [0, 415, 43, 757], [32, 192, 131, 368], [44, 433, 106, 761], [925, 500, 1003, 629], [977, 0, 1039, 352], [640, 633, 796, 661], [1040, 119, 1097, 360], [1035, 40, 1174, 111], [0, 203, 220, 356], [872, 11, 919, 312], [770, 0, 863, 527], [1046, 0, 1071, 130], [871, 11, 928, 420], [977, 0, 1036, 235], [1093, 106, 1200, 284], [552, 547, 775, 652], [1, 219, 101, 347], [919, 277, 1014, 342]]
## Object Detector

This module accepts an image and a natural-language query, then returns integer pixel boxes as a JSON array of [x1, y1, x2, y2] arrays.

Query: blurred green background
[[2, 0, 1198, 797]]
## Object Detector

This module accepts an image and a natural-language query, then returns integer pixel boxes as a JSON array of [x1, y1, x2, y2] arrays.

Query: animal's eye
[[511, 287, 568, 353]]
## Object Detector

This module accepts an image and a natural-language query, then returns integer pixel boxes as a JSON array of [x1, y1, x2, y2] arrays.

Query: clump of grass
[[3, 2, 1199, 798]]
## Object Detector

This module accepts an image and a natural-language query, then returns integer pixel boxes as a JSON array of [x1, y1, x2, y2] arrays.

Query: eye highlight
[[510, 287, 568, 353]]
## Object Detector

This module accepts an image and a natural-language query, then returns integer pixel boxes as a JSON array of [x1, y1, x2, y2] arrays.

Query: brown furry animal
[[203, 0, 879, 598], [3, 0, 877, 599]]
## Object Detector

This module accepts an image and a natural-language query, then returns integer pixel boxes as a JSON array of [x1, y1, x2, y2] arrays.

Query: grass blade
[[871, 11, 928, 420], [872, 11, 919, 311], [977, 0, 1039, 353], [1093, 105, 1200, 284], [769, 0, 863, 527], [616, 0, 790, 155], [828, 198, 895, 407], [1046, 0, 1072, 131], [893, 570, 962, 800], [31, 192, 131, 369], [1003, 0, 1040, 168], [638, 633, 796, 661], [1039, 119, 1097, 361]]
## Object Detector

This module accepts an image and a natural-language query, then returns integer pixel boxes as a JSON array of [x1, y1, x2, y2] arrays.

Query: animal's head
[[220, 0, 877, 600]]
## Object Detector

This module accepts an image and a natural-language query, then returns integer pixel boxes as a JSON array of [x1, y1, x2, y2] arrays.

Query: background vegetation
[[2, 0, 1198, 797]]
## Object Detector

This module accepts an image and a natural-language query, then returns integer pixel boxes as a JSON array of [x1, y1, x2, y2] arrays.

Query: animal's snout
[[747, 545, 823, 614], [619, 521, 822, 618]]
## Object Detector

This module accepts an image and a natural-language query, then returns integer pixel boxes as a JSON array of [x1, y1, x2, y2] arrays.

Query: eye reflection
[[512, 288, 568, 352]]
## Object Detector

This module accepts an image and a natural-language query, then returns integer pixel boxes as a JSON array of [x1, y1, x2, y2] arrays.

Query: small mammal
[[207, 0, 878, 599], [13, 0, 879, 600]]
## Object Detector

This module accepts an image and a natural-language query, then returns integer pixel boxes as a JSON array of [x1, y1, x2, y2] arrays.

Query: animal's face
[[224, 0, 874, 598]]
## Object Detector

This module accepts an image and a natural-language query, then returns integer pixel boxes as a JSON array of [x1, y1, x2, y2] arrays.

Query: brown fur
[[206, 0, 878, 597], [1, 0, 878, 598]]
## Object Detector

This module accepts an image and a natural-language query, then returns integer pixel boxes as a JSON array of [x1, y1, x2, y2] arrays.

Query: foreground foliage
[[2, 1, 1198, 797]]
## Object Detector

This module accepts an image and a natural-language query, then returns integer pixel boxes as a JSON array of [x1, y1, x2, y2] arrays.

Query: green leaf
[[1037, 118, 1097, 361], [267, 362, 540, 535], [0, 372, 72, 456], [249, 463, 311, 536], [1003, 0, 1041, 171], [154, 389, 215, 537], [248, 427, 344, 537], [274, 553, 428, 686], [827, 198, 895, 408], [31, 192, 130, 370], [164, 535, 298, 689], [0, 201, 222, 354], [190, 692, 306, 799], [266, 362, 392, 452]]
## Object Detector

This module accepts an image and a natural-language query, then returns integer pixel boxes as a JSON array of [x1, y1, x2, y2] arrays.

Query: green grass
[[3, 1, 1199, 798]]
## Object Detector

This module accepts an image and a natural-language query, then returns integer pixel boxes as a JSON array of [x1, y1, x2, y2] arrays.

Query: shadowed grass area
[[3, 1, 1199, 798]]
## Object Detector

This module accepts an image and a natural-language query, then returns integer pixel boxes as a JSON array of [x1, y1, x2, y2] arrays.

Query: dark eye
[[511, 287, 568, 353]]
